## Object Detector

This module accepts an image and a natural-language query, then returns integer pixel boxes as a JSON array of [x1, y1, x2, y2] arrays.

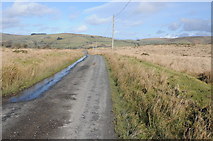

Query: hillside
[[1, 33, 135, 49], [139, 36, 211, 45], [1, 33, 211, 49]]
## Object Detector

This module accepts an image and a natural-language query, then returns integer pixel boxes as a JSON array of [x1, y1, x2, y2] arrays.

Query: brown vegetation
[[103, 52, 211, 139], [92, 44, 211, 82], [1, 48, 83, 96]]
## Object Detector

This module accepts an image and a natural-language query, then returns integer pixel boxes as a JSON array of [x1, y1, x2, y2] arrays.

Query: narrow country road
[[2, 55, 116, 139]]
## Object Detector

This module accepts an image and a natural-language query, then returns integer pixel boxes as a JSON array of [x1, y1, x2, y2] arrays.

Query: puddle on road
[[9, 55, 88, 103]]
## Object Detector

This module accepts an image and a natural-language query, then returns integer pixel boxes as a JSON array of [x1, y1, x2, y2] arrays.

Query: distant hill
[[1, 33, 211, 49], [1, 33, 135, 49], [138, 36, 211, 45]]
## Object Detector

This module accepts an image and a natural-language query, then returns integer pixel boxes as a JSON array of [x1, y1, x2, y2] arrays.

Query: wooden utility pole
[[112, 15, 115, 50]]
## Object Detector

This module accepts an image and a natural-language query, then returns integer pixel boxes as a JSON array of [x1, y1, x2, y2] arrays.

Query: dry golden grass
[[91, 44, 211, 79], [103, 52, 211, 139], [1, 48, 83, 96], [89, 44, 211, 139]]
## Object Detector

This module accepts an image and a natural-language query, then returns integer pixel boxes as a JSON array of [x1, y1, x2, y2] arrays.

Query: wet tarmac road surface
[[2, 55, 116, 139]]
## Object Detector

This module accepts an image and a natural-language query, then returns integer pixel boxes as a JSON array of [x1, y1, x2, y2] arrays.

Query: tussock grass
[[92, 44, 211, 83], [1, 48, 83, 96], [104, 52, 212, 139]]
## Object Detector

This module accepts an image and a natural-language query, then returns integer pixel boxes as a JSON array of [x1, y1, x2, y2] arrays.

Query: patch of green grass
[[124, 56, 211, 107], [104, 53, 212, 139], [106, 57, 154, 139]]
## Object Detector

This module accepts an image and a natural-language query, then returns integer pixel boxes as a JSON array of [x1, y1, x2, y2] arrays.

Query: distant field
[[92, 44, 211, 82], [102, 52, 211, 139], [1, 48, 83, 96]]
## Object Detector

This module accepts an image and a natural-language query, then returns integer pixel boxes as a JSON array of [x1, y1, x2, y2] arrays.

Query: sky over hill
[[2, 1, 211, 39]]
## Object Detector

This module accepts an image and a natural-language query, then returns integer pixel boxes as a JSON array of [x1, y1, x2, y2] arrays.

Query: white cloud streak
[[168, 18, 211, 33], [84, 2, 112, 13], [134, 2, 167, 15], [168, 22, 181, 31], [74, 25, 88, 32], [5, 2, 57, 17], [2, 2, 58, 29], [181, 18, 210, 32], [86, 14, 111, 25]]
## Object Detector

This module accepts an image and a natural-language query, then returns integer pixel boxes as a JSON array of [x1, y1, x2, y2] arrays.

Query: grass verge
[[1, 48, 83, 96], [104, 53, 212, 139]]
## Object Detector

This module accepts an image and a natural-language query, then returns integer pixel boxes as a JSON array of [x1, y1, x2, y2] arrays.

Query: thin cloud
[[2, 2, 58, 30], [121, 20, 143, 26], [74, 25, 88, 33], [181, 18, 210, 32], [168, 18, 210, 33], [5, 2, 57, 17], [84, 2, 128, 17], [85, 2, 167, 17], [69, 13, 78, 19], [84, 2, 113, 13], [86, 15, 111, 25], [69, 6, 80, 20], [134, 2, 167, 15], [156, 30, 165, 34], [1, 17, 21, 29], [168, 22, 181, 31]]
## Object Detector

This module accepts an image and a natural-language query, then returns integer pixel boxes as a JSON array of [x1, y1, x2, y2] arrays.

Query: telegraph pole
[[112, 15, 115, 50]]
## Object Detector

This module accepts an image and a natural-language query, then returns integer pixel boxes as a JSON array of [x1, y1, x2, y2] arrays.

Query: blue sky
[[2, 2, 211, 39]]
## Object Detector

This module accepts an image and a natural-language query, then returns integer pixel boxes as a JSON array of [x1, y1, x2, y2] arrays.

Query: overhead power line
[[100, 0, 132, 49], [111, 0, 132, 49], [103, 0, 131, 36], [114, 0, 132, 19]]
